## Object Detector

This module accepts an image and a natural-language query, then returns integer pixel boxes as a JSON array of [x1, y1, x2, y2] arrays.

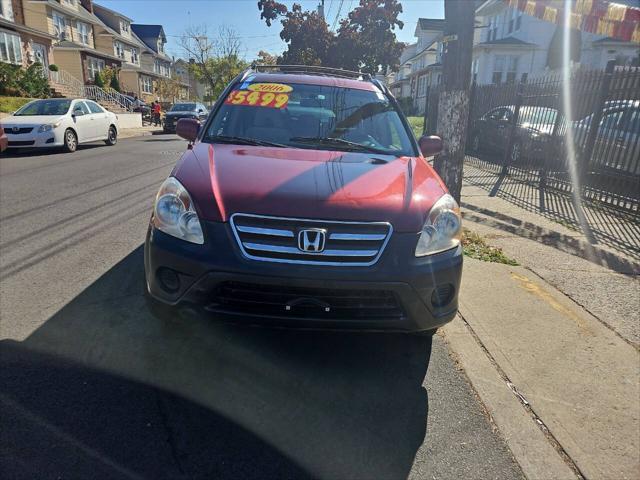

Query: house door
[[33, 43, 49, 74]]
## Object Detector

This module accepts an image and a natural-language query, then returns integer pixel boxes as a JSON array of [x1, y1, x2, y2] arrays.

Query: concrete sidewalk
[[118, 125, 164, 139], [441, 168, 640, 480]]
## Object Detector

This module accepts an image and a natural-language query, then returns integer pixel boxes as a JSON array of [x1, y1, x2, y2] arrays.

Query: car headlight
[[415, 193, 462, 256], [38, 120, 62, 133], [152, 177, 204, 244]]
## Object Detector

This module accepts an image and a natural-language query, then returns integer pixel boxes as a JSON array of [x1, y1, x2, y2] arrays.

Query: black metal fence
[[424, 63, 640, 215]]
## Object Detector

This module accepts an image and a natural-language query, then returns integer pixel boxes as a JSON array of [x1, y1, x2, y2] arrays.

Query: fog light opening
[[157, 267, 181, 293], [431, 284, 454, 308]]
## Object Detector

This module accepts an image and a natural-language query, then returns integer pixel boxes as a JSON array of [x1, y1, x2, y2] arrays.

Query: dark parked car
[[144, 66, 462, 334], [573, 100, 639, 176], [163, 102, 209, 133], [469, 105, 560, 166]]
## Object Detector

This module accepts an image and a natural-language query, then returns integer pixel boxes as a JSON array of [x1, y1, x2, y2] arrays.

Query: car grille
[[230, 213, 392, 266], [7, 127, 33, 135], [210, 281, 405, 320], [8, 140, 35, 146]]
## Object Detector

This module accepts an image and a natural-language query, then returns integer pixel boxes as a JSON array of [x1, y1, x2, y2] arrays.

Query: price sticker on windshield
[[225, 84, 291, 109]]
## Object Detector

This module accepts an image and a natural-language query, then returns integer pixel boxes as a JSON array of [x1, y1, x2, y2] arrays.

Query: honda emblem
[[298, 229, 326, 253]]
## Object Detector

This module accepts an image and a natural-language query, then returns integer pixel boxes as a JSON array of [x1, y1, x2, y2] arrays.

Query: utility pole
[[433, 1, 475, 203]]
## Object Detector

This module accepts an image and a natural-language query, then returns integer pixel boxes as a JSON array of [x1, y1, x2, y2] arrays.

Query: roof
[[96, 23, 145, 49], [54, 40, 123, 61], [417, 18, 445, 31], [93, 3, 134, 22], [477, 37, 536, 47], [46, 0, 105, 26], [592, 36, 633, 44], [131, 24, 166, 52], [0, 17, 57, 39]]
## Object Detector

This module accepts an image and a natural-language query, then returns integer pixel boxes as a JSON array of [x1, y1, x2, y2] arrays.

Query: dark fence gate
[[423, 63, 640, 215]]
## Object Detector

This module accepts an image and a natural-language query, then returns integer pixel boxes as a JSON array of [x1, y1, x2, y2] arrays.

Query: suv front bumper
[[144, 221, 463, 333]]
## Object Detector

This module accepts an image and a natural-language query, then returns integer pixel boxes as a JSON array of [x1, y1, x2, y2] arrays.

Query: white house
[[473, 0, 639, 85]]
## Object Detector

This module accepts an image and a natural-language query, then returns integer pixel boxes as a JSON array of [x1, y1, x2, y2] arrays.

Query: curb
[[442, 316, 579, 480]]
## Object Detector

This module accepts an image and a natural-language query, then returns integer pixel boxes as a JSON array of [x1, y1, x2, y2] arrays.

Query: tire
[[471, 133, 481, 153], [105, 125, 117, 146], [63, 129, 77, 153]]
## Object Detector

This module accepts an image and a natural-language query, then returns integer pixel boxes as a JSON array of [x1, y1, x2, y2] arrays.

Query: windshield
[[171, 103, 197, 112], [14, 99, 72, 116], [205, 82, 416, 156], [518, 107, 558, 125]]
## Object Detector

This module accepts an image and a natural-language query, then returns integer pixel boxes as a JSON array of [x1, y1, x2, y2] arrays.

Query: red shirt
[[153, 104, 161, 114]]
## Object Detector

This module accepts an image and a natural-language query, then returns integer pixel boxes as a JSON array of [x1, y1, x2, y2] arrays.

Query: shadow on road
[[1, 144, 106, 158], [1, 246, 432, 479]]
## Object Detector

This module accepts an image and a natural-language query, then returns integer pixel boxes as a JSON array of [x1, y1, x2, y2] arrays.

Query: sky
[[97, 0, 445, 61]]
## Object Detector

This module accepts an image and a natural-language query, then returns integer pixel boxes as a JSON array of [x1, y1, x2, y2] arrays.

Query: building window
[[114, 41, 125, 59], [120, 21, 129, 34], [141, 76, 153, 94], [487, 16, 498, 42], [0, 0, 15, 21], [62, 0, 76, 6], [131, 47, 139, 64], [506, 56, 519, 83], [492, 55, 505, 84], [0, 29, 23, 65], [472, 58, 479, 84], [521, 72, 528, 84], [87, 57, 105, 80], [157, 40, 164, 53], [76, 21, 90, 45], [508, 7, 523, 34], [53, 13, 67, 40]]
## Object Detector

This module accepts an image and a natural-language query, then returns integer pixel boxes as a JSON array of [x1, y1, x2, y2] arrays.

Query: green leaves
[[256, 0, 405, 73]]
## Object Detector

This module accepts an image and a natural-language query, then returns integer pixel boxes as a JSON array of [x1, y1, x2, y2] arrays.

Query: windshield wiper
[[206, 135, 286, 148], [290, 136, 397, 156]]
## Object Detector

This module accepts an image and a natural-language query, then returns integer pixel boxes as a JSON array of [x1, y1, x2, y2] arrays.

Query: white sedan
[[1, 98, 119, 153]]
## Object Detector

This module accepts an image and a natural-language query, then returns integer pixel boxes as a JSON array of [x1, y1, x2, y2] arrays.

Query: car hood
[[173, 142, 448, 232], [1, 115, 65, 126]]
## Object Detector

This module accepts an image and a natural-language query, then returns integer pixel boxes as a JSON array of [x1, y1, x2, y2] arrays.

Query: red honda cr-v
[[144, 65, 462, 334]]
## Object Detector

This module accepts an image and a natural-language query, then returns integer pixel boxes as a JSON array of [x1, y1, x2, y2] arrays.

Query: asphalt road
[[0, 136, 523, 479]]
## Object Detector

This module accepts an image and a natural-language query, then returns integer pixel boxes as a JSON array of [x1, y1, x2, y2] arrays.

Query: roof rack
[[250, 64, 372, 81]]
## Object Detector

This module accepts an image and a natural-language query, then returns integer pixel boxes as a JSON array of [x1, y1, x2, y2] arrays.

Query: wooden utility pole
[[433, 1, 476, 203]]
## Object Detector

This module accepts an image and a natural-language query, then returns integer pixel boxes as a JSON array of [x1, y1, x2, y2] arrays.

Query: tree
[[94, 71, 105, 88], [255, 50, 279, 65], [110, 74, 121, 92], [257, 0, 405, 73], [179, 25, 248, 102], [433, 1, 475, 203], [156, 75, 184, 103]]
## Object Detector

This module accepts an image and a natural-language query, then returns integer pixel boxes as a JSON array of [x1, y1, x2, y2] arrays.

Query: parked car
[[469, 105, 561, 166], [573, 100, 639, 176], [0, 125, 7, 153], [144, 66, 462, 334], [2, 98, 119, 152], [163, 102, 209, 133]]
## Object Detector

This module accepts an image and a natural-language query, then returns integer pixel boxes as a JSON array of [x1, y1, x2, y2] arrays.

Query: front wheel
[[105, 125, 117, 146], [63, 129, 77, 153]]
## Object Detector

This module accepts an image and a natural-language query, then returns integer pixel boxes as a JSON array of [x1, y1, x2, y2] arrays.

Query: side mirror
[[176, 118, 199, 142], [418, 135, 443, 157], [198, 109, 204, 113], [72, 109, 84, 117]]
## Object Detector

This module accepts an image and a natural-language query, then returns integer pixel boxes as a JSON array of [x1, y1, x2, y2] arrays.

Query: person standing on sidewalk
[[152, 101, 161, 127]]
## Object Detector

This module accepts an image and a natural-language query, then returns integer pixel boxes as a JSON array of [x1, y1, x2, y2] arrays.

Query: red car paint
[[172, 142, 448, 233]]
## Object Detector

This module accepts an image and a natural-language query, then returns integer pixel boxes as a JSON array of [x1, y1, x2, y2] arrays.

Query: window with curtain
[[0, 30, 22, 65], [53, 13, 66, 40], [492, 55, 505, 84], [76, 21, 90, 45]]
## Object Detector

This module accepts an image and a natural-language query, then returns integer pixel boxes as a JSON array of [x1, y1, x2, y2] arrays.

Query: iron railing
[[41, 66, 134, 111], [423, 63, 640, 215]]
